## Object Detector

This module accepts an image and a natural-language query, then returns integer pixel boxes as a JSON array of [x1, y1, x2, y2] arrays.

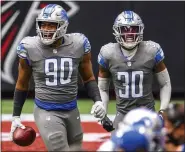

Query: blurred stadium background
[[1, 1, 184, 151]]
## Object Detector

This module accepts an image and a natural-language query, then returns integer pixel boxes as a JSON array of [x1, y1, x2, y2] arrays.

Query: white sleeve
[[98, 77, 110, 113], [155, 68, 171, 110]]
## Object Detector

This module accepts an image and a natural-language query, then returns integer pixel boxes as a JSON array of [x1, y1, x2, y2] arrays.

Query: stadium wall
[[1, 1, 184, 98]]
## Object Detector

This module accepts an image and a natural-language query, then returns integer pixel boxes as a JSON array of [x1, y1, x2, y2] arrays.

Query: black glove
[[101, 115, 115, 132]]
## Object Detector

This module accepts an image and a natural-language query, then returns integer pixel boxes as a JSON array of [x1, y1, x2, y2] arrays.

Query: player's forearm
[[159, 82, 171, 110], [156, 68, 171, 110], [98, 77, 110, 113], [84, 80, 102, 102], [99, 90, 109, 113], [13, 89, 28, 116], [16, 81, 30, 91]]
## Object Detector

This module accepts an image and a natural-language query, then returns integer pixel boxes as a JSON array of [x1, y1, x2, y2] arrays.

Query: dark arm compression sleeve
[[13, 89, 28, 116], [84, 80, 102, 102]]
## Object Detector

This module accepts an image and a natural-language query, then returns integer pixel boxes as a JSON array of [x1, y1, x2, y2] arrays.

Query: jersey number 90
[[118, 71, 143, 98], [45, 58, 73, 86]]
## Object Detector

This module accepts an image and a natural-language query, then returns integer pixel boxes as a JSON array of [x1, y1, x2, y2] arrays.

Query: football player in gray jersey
[[98, 11, 171, 131], [9, 4, 106, 151]]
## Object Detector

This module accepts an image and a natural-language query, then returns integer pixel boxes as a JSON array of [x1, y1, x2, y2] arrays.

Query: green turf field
[[1, 99, 183, 114]]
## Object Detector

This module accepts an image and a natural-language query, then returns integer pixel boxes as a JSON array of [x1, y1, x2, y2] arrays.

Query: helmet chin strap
[[121, 43, 138, 51]]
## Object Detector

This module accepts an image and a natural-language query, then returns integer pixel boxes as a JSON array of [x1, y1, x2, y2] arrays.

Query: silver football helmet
[[121, 108, 166, 151], [113, 11, 144, 49], [36, 4, 69, 45]]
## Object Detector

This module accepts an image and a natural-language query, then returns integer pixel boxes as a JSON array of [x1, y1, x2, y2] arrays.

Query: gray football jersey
[[17, 33, 91, 103], [98, 41, 165, 114]]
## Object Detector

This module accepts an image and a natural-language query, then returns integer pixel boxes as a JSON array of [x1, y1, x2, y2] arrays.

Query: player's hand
[[101, 115, 115, 132], [91, 101, 106, 120], [9, 116, 25, 141]]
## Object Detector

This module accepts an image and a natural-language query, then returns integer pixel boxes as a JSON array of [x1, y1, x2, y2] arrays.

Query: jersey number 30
[[118, 71, 143, 98], [45, 58, 73, 86]]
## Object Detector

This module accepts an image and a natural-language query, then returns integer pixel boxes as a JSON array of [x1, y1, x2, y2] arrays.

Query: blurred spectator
[[164, 103, 185, 151]]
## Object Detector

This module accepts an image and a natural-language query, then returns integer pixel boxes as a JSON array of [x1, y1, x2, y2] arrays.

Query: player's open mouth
[[126, 37, 134, 42], [125, 35, 135, 42], [43, 34, 53, 39]]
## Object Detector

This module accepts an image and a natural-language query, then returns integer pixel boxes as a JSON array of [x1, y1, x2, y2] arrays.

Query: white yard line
[[1, 114, 115, 122], [2, 132, 111, 142], [1, 114, 114, 142]]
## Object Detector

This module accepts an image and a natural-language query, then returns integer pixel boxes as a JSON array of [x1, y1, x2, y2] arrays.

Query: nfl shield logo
[[127, 62, 132, 67]]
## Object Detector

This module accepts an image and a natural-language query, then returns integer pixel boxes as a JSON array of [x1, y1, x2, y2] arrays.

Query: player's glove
[[158, 109, 165, 127], [91, 101, 106, 120], [101, 115, 115, 132], [9, 116, 25, 141]]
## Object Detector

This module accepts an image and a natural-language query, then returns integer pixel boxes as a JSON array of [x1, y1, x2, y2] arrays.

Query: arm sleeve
[[84, 80, 102, 102], [155, 68, 171, 110], [98, 77, 110, 113], [13, 89, 28, 116]]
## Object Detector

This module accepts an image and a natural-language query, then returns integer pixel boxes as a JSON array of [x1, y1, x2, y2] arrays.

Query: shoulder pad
[[145, 41, 165, 64], [17, 36, 34, 61], [144, 40, 161, 50], [101, 42, 116, 50], [20, 36, 35, 45], [100, 42, 117, 59], [98, 42, 116, 69], [69, 33, 91, 54]]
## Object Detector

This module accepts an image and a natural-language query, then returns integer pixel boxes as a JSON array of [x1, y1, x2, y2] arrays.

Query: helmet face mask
[[36, 4, 69, 45], [113, 11, 144, 50]]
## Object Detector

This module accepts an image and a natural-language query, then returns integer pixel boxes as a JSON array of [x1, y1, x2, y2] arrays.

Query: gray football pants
[[34, 106, 83, 151]]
